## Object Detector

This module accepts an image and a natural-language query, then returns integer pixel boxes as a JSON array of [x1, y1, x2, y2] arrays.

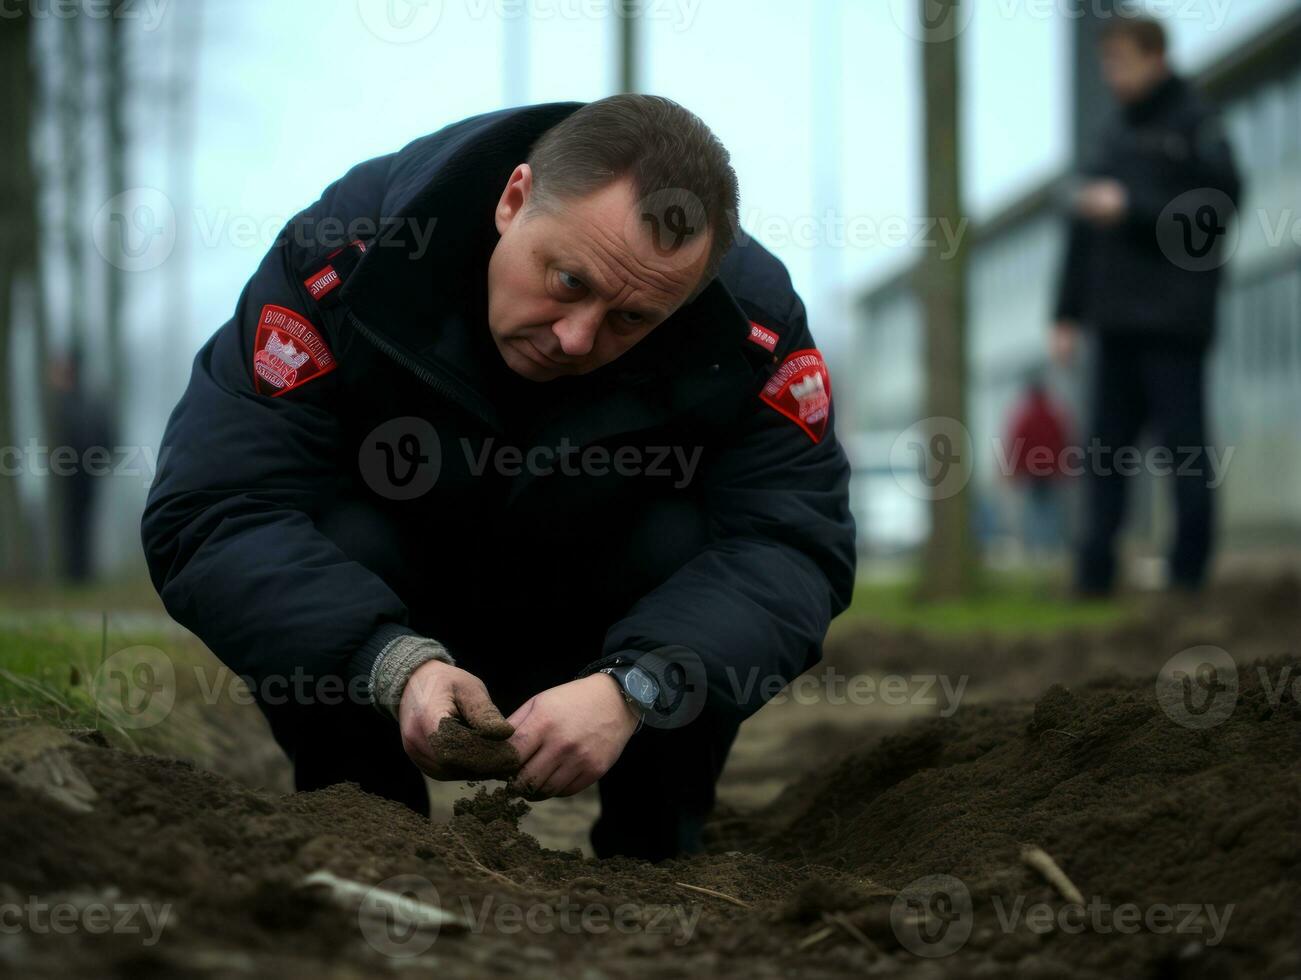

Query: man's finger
[[511, 749, 563, 801], [453, 682, 514, 739], [506, 710, 546, 767]]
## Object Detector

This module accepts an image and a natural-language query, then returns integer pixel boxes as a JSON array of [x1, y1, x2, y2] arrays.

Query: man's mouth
[[517, 338, 572, 372]]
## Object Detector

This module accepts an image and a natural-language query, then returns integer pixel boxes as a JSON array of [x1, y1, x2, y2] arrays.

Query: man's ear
[[495, 164, 534, 235]]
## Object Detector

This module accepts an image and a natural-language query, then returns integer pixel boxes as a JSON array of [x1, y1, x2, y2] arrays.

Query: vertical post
[[918, 0, 976, 599], [618, 0, 639, 94]]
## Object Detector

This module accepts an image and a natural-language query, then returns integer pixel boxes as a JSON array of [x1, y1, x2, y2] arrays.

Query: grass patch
[[0, 617, 221, 756], [838, 576, 1132, 635]]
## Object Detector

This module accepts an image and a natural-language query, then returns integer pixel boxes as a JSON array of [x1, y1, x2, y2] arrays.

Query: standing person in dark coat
[[1051, 15, 1242, 596], [141, 96, 856, 861]]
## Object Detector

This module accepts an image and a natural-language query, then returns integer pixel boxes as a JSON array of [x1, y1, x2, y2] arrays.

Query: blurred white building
[[847, 7, 1301, 571]]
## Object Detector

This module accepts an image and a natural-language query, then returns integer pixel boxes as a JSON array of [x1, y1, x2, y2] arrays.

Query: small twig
[[1021, 845, 1085, 905], [794, 924, 834, 951], [673, 882, 752, 908], [1041, 729, 1079, 739]]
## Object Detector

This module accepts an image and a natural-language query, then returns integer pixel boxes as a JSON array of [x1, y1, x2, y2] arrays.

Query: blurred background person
[[1051, 14, 1242, 597], [47, 345, 114, 584], [1002, 373, 1073, 563]]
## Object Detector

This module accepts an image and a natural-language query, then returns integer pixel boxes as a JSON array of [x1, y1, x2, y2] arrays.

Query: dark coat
[[1055, 74, 1243, 341], [140, 101, 857, 725]]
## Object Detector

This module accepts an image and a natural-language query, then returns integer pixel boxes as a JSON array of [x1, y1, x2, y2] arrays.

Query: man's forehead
[[542, 185, 710, 308]]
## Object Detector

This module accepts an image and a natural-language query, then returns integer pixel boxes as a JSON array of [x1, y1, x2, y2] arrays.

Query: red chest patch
[[760, 348, 831, 443], [252, 304, 337, 397]]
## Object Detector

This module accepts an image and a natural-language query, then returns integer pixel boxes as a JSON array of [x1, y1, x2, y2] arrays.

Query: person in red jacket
[[1003, 376, 1073, 559]]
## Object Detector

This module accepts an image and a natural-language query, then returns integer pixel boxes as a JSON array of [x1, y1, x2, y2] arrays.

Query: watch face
[[623, 666, 660, 708]]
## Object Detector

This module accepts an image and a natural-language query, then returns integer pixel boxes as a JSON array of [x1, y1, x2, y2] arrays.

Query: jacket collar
[[337, 101, 754, 433], [1122, 72, 1185, 125]]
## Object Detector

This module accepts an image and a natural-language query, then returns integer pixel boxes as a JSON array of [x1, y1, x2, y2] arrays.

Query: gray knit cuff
[[369, 633, 456, 719]]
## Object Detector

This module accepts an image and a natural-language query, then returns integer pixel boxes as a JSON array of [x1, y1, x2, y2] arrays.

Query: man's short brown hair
[[1099, 14, 1168, 56], [525, 95, 740, 297]]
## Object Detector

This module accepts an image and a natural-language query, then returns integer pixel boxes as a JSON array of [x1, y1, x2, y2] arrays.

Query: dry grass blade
[[673, 881, 752, 908]]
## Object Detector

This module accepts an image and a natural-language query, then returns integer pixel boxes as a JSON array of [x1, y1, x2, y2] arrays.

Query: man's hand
[[398, 660, 514, 778], [1050, 319, 1079, 367], [1074, 179, 1128, 227], [504, 674, 640, 800]]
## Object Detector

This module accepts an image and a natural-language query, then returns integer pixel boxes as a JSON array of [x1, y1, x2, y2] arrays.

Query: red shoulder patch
[[746, 320, 780, 353], [252, 304, 337, 397], [759, 348, 831, 443]]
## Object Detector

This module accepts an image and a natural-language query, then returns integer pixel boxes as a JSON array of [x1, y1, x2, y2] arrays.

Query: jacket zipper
[[345, 309, 498, 433]]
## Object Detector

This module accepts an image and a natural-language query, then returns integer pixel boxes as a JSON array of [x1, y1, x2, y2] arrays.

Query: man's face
[[1100, 36, 1168, 105], [486, 167, 713, 382]]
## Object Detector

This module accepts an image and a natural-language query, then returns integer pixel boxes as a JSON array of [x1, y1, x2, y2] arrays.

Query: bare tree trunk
[[917, 0, 976, 600], [0, 1, 38, 580], [103, 0, 130, 436]]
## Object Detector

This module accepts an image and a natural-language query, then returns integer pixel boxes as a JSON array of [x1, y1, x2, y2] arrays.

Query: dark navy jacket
[[141, 102, 857, 725], [1055, 74, 1242, 342]]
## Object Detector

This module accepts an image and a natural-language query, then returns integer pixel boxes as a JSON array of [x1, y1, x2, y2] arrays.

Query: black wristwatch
[[598, 663, 660, 730]]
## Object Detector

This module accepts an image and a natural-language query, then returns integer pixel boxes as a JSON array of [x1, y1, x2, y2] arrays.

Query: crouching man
[[141, 95, 856, 861]]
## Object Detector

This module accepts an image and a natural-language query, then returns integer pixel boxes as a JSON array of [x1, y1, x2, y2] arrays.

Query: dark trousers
[[1077, 331, 1214, 594], [257, 492, 739, 862]]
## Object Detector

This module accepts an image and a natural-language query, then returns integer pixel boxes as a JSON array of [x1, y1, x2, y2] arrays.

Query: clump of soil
[[424, 716, 521, 781]]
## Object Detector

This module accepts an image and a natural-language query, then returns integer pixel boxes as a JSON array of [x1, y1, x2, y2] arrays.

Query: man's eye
[[616, 311, 645, 327], [557, 271, 585, 292]]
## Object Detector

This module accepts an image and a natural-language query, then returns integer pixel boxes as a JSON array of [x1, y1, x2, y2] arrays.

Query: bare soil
[[1, 577, 1298, 978]]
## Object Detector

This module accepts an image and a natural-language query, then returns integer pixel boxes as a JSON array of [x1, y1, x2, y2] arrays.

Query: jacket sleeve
[[587, 300, 857, 726], [1053, 216, 1092, 323], [140, 220, 421, 700]]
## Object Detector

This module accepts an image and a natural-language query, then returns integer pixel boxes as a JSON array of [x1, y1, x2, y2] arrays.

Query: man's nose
[[550, 306, 604, 358]]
